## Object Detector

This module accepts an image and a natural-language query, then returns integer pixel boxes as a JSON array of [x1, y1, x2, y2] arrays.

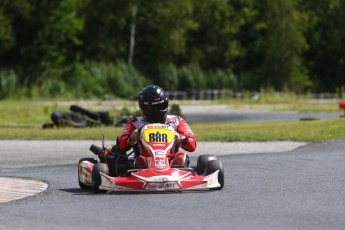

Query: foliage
[[0, 0, 31, 54], [157, 63, 179, 91], [0, 0, 344, 99], [169, 104, 182, 117], [37, 61, 149, 99], [302, 0, 345, 92], [134, 0, 197, 79], [0, 69, 17, 99], [187, 0, 243, 70], [260, 0, 311, 92]]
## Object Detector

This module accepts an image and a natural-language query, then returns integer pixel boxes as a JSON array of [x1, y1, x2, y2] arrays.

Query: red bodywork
[[78, 124, 222, 192]]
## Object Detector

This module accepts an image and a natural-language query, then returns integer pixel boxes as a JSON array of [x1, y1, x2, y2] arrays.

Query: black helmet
[[138, 85, 169, 123]]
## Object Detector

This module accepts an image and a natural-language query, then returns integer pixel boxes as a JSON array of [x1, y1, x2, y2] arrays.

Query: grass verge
[[0, 99, 344, 142], [0, 119, 344, 142]]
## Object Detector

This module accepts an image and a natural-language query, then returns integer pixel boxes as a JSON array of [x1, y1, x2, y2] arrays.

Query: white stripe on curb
[[0, 177, 48, 203]]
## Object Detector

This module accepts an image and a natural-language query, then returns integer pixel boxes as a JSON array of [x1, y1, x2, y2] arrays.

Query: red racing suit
[[118, 115, 196, 166]]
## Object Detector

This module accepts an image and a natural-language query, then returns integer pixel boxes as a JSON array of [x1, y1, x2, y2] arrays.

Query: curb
[[0, 177, 48, 203]]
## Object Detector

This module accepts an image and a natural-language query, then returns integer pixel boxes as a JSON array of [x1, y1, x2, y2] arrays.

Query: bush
[[169, 103, 182, 116], [39, 68, 67, 98], [178, 64, 205, 90], [206, 69, 237, 90], [0, 69, 18, 99], [106, 61, 150, 98], [32, 61, 150, 99], [158, 63, 179, 90], [2, 61, 239, 99], [160, 63, 238, 92]]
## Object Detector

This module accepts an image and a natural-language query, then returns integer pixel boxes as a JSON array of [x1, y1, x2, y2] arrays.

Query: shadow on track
[[59, 188, 215, 196]]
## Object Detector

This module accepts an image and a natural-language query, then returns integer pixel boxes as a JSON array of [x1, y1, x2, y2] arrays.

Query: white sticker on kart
[[155, 160, 165, 169], [146, 182, 178, 190]]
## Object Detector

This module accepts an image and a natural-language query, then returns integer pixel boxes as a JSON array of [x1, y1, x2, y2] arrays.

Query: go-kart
[[78, 123, 224, 193]]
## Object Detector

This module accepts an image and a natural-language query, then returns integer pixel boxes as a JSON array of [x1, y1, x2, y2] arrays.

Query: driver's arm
[[177, 117, 197, 152], [118, 119, 137, 151]]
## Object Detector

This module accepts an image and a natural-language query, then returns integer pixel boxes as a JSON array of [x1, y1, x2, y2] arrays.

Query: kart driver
[[117, 85, 197, 168]]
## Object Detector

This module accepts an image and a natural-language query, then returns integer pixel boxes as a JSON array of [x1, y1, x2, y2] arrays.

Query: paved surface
[[0, 140, 307, 168], [181, 104, 339, 123], [0, 140, 305, 204], [1, 140, 345, 230]]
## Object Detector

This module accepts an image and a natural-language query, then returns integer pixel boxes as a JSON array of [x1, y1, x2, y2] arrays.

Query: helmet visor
[[142, 99, 168, 113]]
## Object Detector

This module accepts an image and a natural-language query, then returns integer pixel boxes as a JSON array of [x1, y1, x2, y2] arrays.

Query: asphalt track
[[1, 139, 345, 230], [180, 105, 340, 123]]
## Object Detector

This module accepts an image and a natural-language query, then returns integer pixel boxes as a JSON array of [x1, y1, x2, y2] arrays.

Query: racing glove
[[176, 134, 188, 147], [127, 130, 140, 146], [111, 144, 126, 156]]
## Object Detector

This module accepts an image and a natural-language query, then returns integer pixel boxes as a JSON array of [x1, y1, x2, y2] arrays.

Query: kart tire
[[78, 158, 98, 189], [70, 104, 100, 121], [196, 154, 218, 175], [92, 163, 109, 194], [51, 111, 86, 128], [205, 160, 224, 190]]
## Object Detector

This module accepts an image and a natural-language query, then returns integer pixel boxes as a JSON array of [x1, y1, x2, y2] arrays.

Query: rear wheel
[[92, 163, 109, 194], [205, 160, 224, 190], [78, 158, 98, 189], [196, 154, 218, 175]]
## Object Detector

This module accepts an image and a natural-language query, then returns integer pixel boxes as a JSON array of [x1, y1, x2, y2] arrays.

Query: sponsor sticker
[[155, 160, 165, 169], [146, 182, 178, 190]]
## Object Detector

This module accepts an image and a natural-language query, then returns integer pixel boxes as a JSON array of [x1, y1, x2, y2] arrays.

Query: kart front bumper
[[99, 169, 221, 192]]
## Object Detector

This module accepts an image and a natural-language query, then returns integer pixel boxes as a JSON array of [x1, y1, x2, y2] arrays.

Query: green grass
[[0, 98, 344, 142], [192, 119, 345, 142], [0, 119, 344, 142], [0, 99, 69, 126]]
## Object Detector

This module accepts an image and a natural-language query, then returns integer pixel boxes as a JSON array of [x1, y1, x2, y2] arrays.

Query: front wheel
[[78, 158, 98, 189], [205, 160, 224, 190], [92, 163, 109, 194], [196, 154, 218, 175]]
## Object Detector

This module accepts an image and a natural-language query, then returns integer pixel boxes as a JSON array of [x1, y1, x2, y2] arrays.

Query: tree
[[82, 0, 136, 62], [134, 0, 197, 82], [260, 0, 311, 92], [303, 0, 345, 92], [230, 0, 264, 90], [187, 0, 243, 70], [0, 0, 31, 66]]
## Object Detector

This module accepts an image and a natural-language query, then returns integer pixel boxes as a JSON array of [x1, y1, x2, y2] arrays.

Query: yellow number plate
[[142, 128, 174, 143]]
